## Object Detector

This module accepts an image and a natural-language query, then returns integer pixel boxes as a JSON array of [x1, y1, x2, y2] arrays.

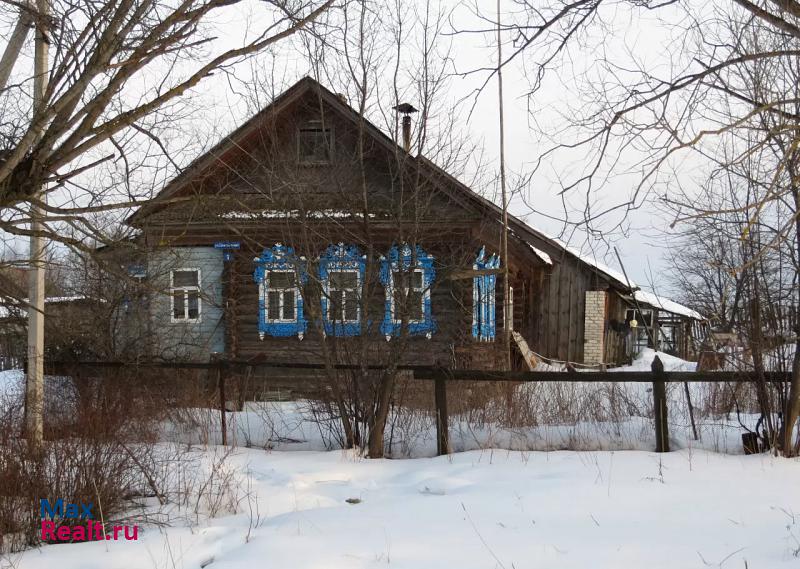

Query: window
[[254, 244, 307, 339], [380, 244, 436, 340], [124, 264, 148, 314], [472, 248, 499, 341], [298, 122, 333, 164], [328, 271, 360, 322], [265, 271, 297, 322], [626, 308, 654, 354], [171, 269, 200, 322], [392, 269, 424, 322], [319, 244, 365, 336]]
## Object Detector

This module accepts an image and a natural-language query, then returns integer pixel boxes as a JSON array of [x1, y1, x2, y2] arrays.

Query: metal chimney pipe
[[393, 103, 418, 154], [402, 115, 411, 153]]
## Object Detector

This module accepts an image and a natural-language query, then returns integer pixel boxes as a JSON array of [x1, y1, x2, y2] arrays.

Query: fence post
[[652, 357, 669, 453], [218, 360, 228, 446], [435, 377, 449, 455]]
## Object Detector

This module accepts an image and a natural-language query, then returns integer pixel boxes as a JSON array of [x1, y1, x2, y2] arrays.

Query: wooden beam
[[446, 268, 505, 280], [218, 361, 228, 446], [45, 360, 792, 384], [434, 378, 449, 456]]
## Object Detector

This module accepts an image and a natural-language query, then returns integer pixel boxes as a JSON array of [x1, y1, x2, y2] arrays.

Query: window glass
[[408, 291, 423, 320], [330, 271, 357, 289], [173, 291, 185, 320], [173, 270, 198, 287], [171, 269, 200, 320], [265, 271, 297, 322], [267, 290, 281, 319], [268, 272, 295, 289], [187, 291, 200, 320], [329, 271, 358, 322], [392, 269, 424, 321], [282, 290, 296, 320], [298, 126, 332, 163]]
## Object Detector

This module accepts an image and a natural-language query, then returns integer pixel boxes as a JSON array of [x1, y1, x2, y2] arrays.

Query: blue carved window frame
[[319, 244, 365, 336], [380, 244, 436, 340], [253, 244, 307, 339], [472, 247, 498, 341]]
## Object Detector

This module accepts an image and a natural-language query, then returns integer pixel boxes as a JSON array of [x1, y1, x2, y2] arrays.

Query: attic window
[[298, 122, 333, 164]]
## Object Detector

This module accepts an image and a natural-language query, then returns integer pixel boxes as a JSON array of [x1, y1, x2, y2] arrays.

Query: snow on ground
[[0, 368, 23, 394], [11, 448, 800, 569], [5, 351, 799, 569], [158, 348, 776, 457], [609, 348, 698, 372]]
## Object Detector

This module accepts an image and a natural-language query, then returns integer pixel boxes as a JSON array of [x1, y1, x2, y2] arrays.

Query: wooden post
[[218, 361, 228, 446], [434, 377, 449, 455], [683, 381, 699, 441], [652, 357, 670, 452]]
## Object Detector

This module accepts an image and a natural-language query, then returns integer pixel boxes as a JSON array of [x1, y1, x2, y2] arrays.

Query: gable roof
[[128, 76, 634, 289]]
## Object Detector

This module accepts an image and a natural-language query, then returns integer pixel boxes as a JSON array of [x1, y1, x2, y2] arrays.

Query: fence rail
[[43, 359, 790, 383], [43, 359, 793, 455]]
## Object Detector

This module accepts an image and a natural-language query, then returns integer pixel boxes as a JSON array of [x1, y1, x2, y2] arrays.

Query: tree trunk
[[783, 339, 800, 456], [783, 185, 800, 456], [367, 372, 396, 458]]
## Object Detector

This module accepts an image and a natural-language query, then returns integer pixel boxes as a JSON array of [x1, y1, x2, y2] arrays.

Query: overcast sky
[[192, 0, 697, 292], [1, 0, 705, 296]]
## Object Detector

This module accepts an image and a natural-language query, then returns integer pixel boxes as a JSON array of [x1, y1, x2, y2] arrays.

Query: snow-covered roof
[[527, 244, 552, 265], [221, 209, 381, 220], [555, 240, 634, 288], [0, 295, 97, 319], [633, 290, 704, 320]]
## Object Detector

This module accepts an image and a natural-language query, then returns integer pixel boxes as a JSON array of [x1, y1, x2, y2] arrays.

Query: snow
[[7, 351, 800, 569], [0, 368, 23, 397], [221, 209, 380, 220], [536, 233, 634, 288], [633, 290, 705, 320], [528, 244, 552, 265], [609, 348, 698, 373], [0, 295, 96, 318], [13, 447, 800, 569]]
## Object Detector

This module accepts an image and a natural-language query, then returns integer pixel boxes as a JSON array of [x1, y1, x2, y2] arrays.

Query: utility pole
[[497, 0, 511, 368], [27, 0, 49, 449]]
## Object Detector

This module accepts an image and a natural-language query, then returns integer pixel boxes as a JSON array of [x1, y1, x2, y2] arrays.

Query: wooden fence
[[45, 359, 791, 455]]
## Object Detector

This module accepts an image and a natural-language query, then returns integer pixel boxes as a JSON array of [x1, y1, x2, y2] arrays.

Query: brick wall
[[583, 290, 606, 364]]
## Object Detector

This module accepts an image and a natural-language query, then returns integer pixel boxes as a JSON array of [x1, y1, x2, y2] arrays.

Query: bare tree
[[0, 0, 333, 255], [454, 0, 800, 455]]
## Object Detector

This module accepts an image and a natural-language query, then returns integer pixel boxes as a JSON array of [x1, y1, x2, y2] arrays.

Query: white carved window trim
[[170, 268, 202, 323]]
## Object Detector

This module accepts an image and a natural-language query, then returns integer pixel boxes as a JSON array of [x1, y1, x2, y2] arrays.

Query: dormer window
[[298, 121, 333, 164]]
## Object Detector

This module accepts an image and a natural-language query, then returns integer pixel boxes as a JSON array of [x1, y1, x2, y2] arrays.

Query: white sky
[[1, 0, 717, 295]]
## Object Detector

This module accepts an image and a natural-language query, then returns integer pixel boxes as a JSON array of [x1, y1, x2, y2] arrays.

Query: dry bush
[[0, 369, 201, 553]]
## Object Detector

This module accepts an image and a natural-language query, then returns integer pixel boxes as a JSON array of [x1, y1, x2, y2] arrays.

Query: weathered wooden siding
[[146, 247, 225, 360]]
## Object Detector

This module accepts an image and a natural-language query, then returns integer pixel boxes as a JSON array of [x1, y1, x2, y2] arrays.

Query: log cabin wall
[[140, 224, 507, 368]]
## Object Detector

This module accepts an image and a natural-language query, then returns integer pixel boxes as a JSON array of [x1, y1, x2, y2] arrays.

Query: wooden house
[[115, 77, 703, 371]]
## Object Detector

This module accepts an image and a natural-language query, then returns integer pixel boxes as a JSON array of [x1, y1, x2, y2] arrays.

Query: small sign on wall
[[214, 241, 240, 250], [214, 241, 240, 262]]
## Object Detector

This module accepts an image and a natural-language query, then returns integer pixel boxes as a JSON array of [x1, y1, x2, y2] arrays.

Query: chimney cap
[[393, 103, 418, 114]]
